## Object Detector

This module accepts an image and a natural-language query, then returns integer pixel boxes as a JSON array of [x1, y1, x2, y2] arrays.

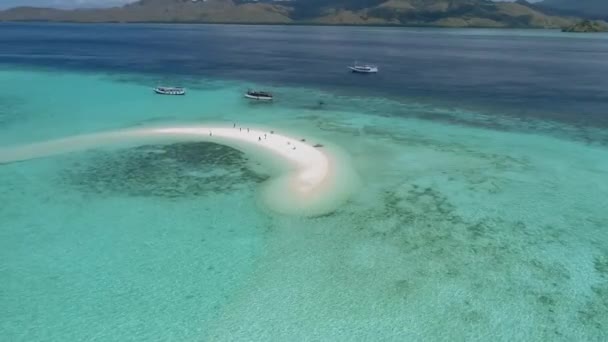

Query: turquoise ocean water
[[1, 24, 608, 341]]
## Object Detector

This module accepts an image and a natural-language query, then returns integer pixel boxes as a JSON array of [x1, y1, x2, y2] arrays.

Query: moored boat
[[245, 90, 273, 101], [154, 87, 186, 95], [348, 62, 379, 73]]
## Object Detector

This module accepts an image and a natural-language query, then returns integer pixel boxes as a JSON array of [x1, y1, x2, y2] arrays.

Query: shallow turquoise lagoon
[[1, 68, 607, 341]]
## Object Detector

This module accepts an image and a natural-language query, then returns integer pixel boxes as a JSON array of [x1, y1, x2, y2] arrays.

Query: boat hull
[[244, 94, 273, 101], [154, 88, 186, 95], [349, 66, 378, 73]]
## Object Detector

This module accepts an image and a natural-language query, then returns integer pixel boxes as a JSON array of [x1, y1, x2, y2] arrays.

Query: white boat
[[154, 87, 186, 95], [245, 90, 273, 101], [349, 63, 379, 74]]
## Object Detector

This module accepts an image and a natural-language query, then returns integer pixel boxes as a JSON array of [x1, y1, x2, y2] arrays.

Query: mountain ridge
[[0, 0, 580, 28]]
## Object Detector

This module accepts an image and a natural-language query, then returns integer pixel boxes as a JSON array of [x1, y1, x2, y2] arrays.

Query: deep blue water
[[1, 22, 607, 126]]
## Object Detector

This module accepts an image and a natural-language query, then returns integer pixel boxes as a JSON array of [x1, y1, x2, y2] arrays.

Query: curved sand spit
[[0, 125, 356, 216]]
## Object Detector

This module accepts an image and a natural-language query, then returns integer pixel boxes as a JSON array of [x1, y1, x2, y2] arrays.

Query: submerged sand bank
[[0, 124, 356, 216]]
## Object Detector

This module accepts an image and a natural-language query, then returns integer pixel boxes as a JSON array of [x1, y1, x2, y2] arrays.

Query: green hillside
[[0, 0, 578, 28]]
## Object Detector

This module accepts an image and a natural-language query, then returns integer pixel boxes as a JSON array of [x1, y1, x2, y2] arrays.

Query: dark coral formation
[[337, 180, 578, 337], [308, 96, 608, 146], [578, 250, 608, 333], [64, 142, 268, 198]]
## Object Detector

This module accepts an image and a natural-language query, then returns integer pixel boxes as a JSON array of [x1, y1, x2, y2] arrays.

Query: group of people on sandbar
[[231, 122, 299, 150], [205, 123, 322, 153]]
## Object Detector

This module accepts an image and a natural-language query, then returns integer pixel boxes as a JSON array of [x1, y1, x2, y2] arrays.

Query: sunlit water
[[1, 24, 608, 341]]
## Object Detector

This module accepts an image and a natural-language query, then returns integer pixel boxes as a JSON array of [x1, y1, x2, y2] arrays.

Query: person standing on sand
[[258, 137, 261, 141], [247, 128, 250, 133], [239, 127, 242, 132]]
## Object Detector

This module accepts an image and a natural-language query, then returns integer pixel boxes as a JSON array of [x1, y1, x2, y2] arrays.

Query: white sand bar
[[0, 124, 355, 216]]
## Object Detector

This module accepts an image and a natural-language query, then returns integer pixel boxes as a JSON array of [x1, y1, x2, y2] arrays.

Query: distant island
[[0, 0, 585, 28], [562, 19, 608, 32]]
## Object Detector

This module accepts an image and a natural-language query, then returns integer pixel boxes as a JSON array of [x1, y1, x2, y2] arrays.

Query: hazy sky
[[0, 0, 137, 9], [0, 0, 543, 10]]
